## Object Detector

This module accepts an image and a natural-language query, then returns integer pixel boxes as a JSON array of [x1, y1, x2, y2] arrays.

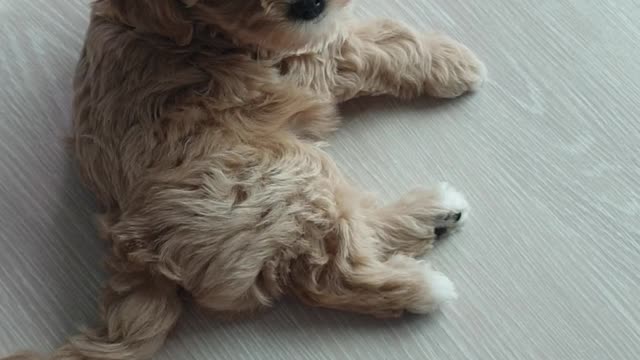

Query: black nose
[[289, 0, 326, 21]]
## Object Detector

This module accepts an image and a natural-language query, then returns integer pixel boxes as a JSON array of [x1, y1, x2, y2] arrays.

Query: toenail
[[454, 212, 462, 222]]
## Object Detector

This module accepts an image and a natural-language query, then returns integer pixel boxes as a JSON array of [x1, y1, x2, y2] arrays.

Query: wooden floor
[[1, 0, 639, 359]]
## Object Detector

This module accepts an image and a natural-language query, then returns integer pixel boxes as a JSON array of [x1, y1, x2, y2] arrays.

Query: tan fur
[[2, 0, 485, 359]]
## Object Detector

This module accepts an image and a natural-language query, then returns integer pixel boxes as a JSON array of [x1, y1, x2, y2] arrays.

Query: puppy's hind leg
[[289, 188, 459, 317], [369, 182, 470, 258], [292, 250, 457, 318]]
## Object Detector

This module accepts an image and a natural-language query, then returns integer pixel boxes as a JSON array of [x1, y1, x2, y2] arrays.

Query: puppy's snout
[[289, 0, 326, 21]]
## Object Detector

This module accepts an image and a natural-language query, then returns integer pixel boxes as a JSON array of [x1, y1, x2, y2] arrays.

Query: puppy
[[3, 0, 485, 359]]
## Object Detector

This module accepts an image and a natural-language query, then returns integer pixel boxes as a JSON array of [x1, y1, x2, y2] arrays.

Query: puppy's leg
[[292, 250, 457, 317], [51, 275, 182, 360], [333, 20, 486, 101], [369, 183, 469, 258], [288, 181, 459, 317]]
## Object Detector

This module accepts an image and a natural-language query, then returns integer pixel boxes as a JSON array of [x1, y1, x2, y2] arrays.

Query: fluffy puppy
[[3, 0, 485, 359]]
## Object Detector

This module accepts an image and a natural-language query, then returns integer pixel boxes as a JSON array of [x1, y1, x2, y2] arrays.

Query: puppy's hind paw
[[430, 182, 470, 239], [434, 182, 470, 222], [407, 262, 458, 314]]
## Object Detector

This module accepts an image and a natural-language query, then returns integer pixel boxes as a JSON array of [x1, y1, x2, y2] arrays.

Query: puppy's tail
[[1, 276, 182, 360]]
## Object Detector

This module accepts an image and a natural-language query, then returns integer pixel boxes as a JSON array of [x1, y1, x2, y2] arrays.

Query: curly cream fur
[[2, 0, 485, 359]]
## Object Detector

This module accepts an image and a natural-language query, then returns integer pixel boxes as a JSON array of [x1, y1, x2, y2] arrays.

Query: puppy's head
[[197, 0, 354, 51], [102, 0, 353, 51]]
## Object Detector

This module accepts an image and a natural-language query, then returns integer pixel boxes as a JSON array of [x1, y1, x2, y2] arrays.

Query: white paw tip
[[409, 264, 458, 314], [436, 182, 470, 223], [426, 267, 458, 304], [467, 60, 488, 92]]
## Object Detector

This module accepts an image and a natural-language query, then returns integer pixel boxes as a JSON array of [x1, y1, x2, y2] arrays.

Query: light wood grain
[[1, 0, 639, 359]]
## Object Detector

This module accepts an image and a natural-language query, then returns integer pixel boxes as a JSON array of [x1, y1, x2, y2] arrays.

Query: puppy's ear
[[107, 0, 198, 46]]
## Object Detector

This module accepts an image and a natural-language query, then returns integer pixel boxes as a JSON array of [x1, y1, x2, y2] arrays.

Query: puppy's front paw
[[424, 35, 487, 98]]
